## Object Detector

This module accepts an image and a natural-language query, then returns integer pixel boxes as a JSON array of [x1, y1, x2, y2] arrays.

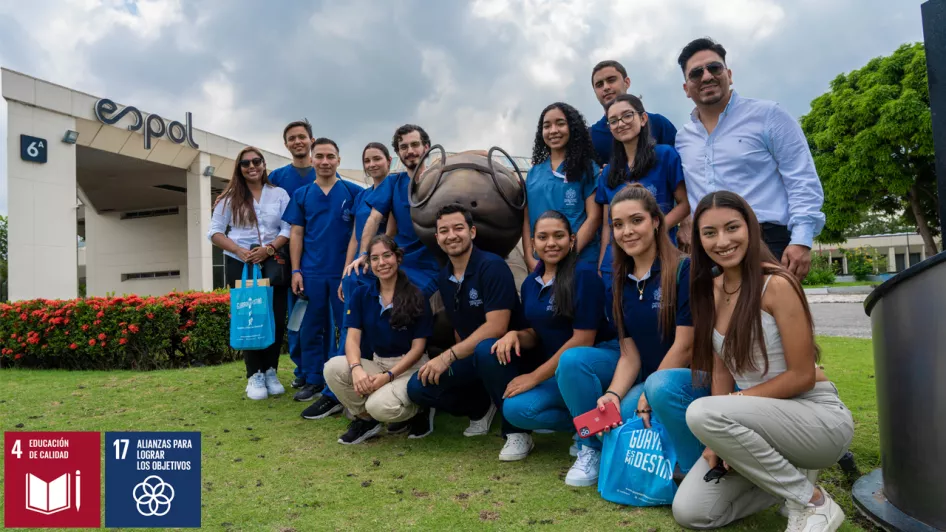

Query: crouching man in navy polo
[[407, 204, 536, 461]]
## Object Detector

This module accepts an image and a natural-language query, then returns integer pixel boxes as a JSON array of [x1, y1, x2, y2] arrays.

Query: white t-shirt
[[208, 185, 291, 261]]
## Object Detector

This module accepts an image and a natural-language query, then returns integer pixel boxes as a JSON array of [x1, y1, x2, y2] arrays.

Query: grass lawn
[[1, 337, 880, 531]]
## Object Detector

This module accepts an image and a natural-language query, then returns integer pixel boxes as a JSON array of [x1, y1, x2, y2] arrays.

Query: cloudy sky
[[0, 0, 929, 214]]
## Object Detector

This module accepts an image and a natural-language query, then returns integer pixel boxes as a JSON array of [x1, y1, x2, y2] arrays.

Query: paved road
[[810, 302, 872, 339]]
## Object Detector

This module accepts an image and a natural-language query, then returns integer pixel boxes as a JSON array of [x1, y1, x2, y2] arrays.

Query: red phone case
[[573, 402, 622, 438]]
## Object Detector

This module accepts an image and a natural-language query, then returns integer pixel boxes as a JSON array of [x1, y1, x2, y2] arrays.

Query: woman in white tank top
[[671, 191, 854, 532]]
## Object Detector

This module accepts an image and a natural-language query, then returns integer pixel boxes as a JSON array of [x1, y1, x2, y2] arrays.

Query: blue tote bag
[[229, 263, 275, 351], [598, 416, 678, 506]]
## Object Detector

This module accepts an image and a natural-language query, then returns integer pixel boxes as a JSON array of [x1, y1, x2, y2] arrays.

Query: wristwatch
[[265, 244, 276, 256]]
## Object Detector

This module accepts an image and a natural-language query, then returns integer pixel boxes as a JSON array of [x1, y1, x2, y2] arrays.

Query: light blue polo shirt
[[525, 159, 600, 264]]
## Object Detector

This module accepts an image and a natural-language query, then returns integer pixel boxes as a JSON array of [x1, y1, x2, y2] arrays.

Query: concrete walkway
[[810, 302, 872, 339]]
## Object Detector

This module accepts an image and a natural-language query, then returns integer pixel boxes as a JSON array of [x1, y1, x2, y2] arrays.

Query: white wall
[[84, 207, 188, 296], [5, 99, 79, 301]]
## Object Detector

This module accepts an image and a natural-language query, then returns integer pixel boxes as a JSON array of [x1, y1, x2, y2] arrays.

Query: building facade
[[2, 68, 369, 301]]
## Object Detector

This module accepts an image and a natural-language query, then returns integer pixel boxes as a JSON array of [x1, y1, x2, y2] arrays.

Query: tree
[[801, 43, 939, 255], [848, 211, 913, 237]]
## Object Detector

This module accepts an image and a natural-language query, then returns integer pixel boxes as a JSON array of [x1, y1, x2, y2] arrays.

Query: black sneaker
[[293, 383, 323, 402], [291, 376, 306, 389], [407, 408, 435, 439], [338, 418, 382, 445], [301, 395, 343, 420], [386, 419, 411, 435]]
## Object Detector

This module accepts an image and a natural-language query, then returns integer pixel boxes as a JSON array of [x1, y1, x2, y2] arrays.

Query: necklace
[[722, 281, 742, 304], [636, 279, 646, 301]]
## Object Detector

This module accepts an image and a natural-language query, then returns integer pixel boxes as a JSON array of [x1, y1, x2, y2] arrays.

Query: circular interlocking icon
[[133, 475, 175, 517]]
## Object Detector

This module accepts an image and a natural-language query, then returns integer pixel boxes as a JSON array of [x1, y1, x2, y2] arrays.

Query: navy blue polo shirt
[[439, 246, 519, 341], [268, 164, 315, 199], [343, 283, 433, 358], [596, 144, 685, 274], [520, 262, 612, 360], [282, 178, 362, 277], [620, 257, 692, 381], [590, 111, 677, 165]]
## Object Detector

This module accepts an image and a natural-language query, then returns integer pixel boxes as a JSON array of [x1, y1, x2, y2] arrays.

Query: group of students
[[207, 37, 853, 532]]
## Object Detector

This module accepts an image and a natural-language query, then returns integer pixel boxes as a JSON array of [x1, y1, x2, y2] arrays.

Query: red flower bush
[[0, 290, 238, 370]]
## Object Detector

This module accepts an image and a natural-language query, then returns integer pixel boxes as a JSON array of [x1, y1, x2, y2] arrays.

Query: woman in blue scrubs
[[557, 184, 707, 488], [596, 94, 690, 304], [337, 142, 395, 357], [522, 102, 602, 271], [498, 210, 611, 438]]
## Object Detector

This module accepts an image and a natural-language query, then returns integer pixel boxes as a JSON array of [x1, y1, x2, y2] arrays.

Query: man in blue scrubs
[[266, 120, 317, 390], [343, 125, 441, 298], [589, 60, 677, 164], [407, 204, 526, 450], [284, 138, 363, 417]]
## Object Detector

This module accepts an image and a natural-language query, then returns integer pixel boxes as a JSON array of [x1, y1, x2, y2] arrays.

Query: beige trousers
[[324, 355, 426, 423]]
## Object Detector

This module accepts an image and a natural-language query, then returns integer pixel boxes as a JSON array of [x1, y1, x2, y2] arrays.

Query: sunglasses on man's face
[[240, 157, 264, 168], [687, 61, 726, 82]]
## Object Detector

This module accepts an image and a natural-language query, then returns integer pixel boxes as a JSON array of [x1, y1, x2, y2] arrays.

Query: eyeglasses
[[607, 111, 638, 129], [240, 157, 264, 168], [687, 61, 726, 82]]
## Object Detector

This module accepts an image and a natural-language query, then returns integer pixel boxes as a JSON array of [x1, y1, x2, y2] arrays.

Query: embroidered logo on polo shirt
[[564, 188, 578, 207], [469, 288, 483, 307], [646, 184, 658, 199], [547, 294, 555, 312], [652, 286, 662, 309]]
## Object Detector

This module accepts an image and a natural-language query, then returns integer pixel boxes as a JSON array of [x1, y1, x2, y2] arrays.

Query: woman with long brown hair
[[557, 184, 705, 488], [324, 235, 432, 445], [208, 147, 291, 400], [673, 191, 853, 532]]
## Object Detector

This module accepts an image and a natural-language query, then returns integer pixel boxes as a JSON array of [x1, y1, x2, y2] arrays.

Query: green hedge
[[0, 291, 239, 370]]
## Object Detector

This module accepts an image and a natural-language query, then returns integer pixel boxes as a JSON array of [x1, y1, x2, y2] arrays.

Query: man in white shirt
[[674, 37, 826, 279]]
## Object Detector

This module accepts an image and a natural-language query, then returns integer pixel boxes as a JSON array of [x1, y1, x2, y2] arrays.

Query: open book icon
[[26, 472, 74, 515]]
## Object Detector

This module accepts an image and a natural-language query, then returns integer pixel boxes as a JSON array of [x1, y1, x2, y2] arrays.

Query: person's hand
[[368, 372, 392, 393], [595, 392, 623, 436], [344, 255, 368, 277], [418, 353, 452, 386], [337, 281, 345, 303], [636, 392, 652, 429], [247, 247, 269, 264], [491, 331, 520, 365], [781, 245, 812, 280], [236, 248, 253, 263], [702, 447, 729, 470], [352, 366, 372, 396], [291, 272, 304, 295], [503, 373, 538, 399]]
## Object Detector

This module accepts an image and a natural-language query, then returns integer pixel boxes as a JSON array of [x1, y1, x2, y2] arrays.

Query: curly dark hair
[[530, 102, 597, 185]]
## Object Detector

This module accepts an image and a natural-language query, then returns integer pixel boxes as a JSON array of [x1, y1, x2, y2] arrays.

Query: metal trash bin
[[860, 251, 946, 531]]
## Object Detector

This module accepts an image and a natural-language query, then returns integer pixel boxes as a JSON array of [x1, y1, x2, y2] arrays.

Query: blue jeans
[[622, 368, 711, 474], [299, 275, 344, 395], [337, 270, 374, 360], [556, 339, 622, 451], [503, 377, 573, 433]]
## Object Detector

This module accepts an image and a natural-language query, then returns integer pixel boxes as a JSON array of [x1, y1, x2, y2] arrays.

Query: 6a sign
[[20, 135, 48, 163]]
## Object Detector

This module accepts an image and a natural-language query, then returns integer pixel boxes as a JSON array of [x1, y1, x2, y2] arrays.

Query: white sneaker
[[264, 368, 285, 396], [246, 371, 268, 400], [565, 447, 600, 487], [464, 403, 497, 437], [784, 486, 844, 532], [499, 433, 534, 461], [569, 443, 579, 457]]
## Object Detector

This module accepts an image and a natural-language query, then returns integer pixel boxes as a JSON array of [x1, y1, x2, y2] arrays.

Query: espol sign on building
[[94, 98, 200, 150]]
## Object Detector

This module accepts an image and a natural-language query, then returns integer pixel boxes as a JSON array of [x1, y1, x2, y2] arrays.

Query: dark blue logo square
[[105, 432, 201, 528]]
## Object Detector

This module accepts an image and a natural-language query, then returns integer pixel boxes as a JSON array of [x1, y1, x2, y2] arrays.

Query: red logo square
[[4, 432, 101, 528]]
